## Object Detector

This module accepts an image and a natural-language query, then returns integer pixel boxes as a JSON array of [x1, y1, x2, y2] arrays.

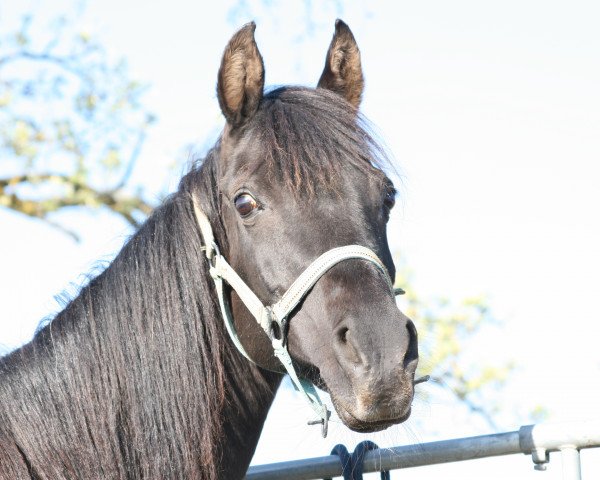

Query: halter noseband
[[193, 198, 402, 437]]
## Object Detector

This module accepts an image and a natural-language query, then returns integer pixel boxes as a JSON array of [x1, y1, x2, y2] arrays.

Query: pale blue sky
[[1, 1, 599, 477]]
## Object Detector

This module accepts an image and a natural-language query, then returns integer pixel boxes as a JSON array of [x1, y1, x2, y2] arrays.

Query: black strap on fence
[[324, 441, 391, 480]]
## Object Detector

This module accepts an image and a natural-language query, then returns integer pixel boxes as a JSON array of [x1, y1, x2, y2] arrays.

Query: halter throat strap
[[192, 198, 396, 437]]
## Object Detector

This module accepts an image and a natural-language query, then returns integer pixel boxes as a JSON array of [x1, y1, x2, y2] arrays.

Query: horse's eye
[[234, 193, 259, 217], [384, 188, 396, 210]]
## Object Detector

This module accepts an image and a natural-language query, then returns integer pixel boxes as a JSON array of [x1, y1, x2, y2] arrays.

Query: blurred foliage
[[0, 13, 154, 240], [395, 260, 516, 429]]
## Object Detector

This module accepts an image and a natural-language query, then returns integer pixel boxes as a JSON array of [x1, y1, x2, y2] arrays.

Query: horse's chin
[[331, 397, 412, 433], [313, 376, 412, 433]]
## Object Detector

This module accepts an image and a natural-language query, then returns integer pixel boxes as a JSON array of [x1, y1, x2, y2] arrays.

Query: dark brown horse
[[0, 20, 418, 479]]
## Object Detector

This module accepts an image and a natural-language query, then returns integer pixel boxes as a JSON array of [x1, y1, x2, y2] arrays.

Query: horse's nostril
[[337, 326, 349, 344], [334, 325, 363, 366], [403, 320, 418, 370]]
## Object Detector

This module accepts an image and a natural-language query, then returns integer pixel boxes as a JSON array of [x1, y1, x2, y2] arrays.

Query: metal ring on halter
[[265, 307, 281, 342], [207, 243, 221, 279], [308, 414, 330, 437], [210, 241, 220, 260]]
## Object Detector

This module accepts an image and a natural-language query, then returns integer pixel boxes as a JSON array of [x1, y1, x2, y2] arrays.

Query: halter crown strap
[[192, 197, 397, 437]]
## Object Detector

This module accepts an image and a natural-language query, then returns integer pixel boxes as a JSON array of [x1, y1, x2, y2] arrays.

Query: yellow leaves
[[0, 194, 40, 216], [1, 13, 155, 235], [111, 97, 128, 112], [530, 405, 550, 423], [63, 139, 77, 151], [85, 94, 98, 109], [13, 121, 30, 147], [71, 164, 88, 185], [15, 32, 28, 46], [427, 321, 461, 367], [11, 121, 37, 158], [463, 294, 487, 307], [78, 31, 91, 43], [55, 122, 80, 154], [392, 253, 516, 421], [101, 149, 121, 170], [6, 120, 46, 158], [465, 366, 510, 392], [0, 173, 117, 221], [17, 200, 35, 215], [0, 92, 12, 107], [76, 93, 98, 112], [73, 188, 101, 208]]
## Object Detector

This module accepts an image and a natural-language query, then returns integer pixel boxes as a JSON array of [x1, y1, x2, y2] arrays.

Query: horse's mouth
[[331, 397, 412, 433], [302, 369, 413, 432]]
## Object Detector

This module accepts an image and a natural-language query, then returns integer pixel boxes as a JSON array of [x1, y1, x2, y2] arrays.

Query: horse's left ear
[[317, 19, 364, 109], [217, 22, 265, 128]]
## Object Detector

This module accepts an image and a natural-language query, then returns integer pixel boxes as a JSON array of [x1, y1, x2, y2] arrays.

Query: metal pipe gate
[[246, 420, 600, 480]]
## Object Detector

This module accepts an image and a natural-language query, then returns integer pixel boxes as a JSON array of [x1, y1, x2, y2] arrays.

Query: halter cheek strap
[[192, 198, 401, 437]]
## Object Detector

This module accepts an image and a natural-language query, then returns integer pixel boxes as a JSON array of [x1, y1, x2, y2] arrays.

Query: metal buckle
[[202, 239, 220, 262], [208, 241, 220, 268], [266, 307, 285, 343]]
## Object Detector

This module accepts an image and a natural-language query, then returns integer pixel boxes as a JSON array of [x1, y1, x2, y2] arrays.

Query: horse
[[0, 20, 419, 479]]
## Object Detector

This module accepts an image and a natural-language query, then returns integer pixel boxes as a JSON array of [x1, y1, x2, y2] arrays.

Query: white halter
[[192, 198, 401, 437]]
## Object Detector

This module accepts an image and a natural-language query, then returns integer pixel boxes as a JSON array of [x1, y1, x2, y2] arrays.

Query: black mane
[[0, 175, 273, 478]]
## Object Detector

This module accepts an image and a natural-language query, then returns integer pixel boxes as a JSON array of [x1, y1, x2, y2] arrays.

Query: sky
[[1, 0, 599, 478]]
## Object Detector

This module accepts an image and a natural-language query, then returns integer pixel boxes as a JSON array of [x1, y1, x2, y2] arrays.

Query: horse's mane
[[0, 87, 388, 479], [0, 155, 273, 478]]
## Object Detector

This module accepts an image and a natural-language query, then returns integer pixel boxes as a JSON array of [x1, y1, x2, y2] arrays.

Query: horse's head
[[206, 20, 418, 433]]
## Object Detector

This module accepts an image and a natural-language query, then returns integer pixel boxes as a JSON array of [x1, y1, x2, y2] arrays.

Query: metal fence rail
[[246, 420, 600, 480]]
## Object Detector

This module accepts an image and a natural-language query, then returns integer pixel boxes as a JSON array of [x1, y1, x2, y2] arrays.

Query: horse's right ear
[[217, 22, 265, 128]]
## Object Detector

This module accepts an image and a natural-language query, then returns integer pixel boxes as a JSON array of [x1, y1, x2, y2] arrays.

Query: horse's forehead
[[217, 112, 388, 201], [219, 134, 269, 191]]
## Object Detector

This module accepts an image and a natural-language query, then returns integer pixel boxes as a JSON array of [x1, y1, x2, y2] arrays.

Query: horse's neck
[[218, 361, 282, 477], [0, 195, 282, 479], [0, 334, 281, 480], [0, 316, 281, 480]]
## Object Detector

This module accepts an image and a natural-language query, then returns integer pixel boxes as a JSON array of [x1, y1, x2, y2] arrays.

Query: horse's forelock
[[214, 87, 392, 198]]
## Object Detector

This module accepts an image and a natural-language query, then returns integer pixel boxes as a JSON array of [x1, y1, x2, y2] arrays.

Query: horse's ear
[[317, 19, 364, 109], [217, 22, 265, 128]]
